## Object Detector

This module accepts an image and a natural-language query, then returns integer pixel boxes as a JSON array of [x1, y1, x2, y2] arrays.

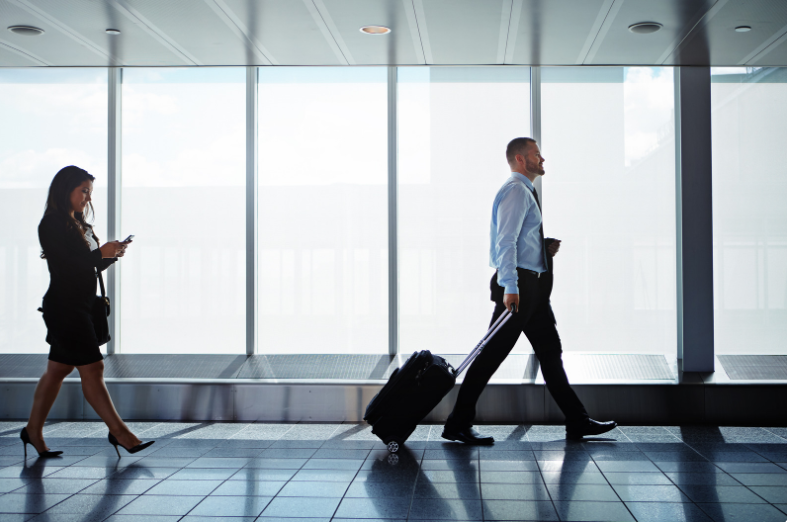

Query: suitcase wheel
[[383, 437, 402, 453]]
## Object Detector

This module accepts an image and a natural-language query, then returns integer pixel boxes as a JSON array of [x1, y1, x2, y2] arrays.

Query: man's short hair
[[506, 137, 537, 164]]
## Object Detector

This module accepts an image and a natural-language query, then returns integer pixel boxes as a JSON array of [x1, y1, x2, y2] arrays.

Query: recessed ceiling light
[[628, 22, 663, 34], [360, 25, 391, 35], [7, 25, 45, 36], [106, 28, 121, 35], [735, 25, 752, 33]]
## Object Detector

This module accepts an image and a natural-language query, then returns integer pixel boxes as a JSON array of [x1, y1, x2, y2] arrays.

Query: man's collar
[[511, 171, 534, 191]]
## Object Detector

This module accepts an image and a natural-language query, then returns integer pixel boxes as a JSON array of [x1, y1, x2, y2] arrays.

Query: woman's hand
[[99, 241, 128, 259]]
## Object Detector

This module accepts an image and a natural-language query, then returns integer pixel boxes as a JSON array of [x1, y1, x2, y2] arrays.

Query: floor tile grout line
[[405, 425, 437, 521], [634, 432, 746, 520], [326, 444, 371, 521], [476, 438, 483, 522], [727, 438, 787, 500], [256, 431, 338, 520], [178, 462, 240, 520], [762, 427, 787, 442], [742, 439, 787, 464], [127, 421, 164, 440], [41, 421, 76, 437], [225, 422, 258, 443], [589, 428, 640, 522], [46, 421, 265, 519], [681, 439, 787, 492], [677, 439, 730, 476], [526, 423, 586, 520], [5, 422, 787, 520], [528, 423, 559, 522], [0, 422, 30, 438]]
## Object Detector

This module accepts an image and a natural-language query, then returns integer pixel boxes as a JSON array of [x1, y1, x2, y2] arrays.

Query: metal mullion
[[246, 66, 258, 356], [530, 66, 543, 198], [107, 67, 122, 355], [674, 70, 684, 363], [388, 66, 398, 356]]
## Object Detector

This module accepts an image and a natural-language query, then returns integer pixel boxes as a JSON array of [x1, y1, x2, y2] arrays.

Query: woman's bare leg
[[26, 360, 75, 452], [77, 360, 141, 449]]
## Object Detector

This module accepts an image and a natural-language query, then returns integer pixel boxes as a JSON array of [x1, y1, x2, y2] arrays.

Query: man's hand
[[503, 293, 519, 313], [546, 238, 561, 257]]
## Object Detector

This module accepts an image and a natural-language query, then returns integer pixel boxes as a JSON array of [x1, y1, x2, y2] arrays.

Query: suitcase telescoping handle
[[454, 304, 516, 376]]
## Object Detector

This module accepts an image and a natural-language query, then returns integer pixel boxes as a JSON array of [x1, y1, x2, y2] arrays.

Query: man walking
[[442, 137, 617, 444]]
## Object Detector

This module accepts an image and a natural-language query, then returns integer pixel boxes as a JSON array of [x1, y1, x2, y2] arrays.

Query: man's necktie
[[530, 187, 550, 272]]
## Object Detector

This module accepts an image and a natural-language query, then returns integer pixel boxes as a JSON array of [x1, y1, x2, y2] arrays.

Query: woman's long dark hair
[[41, 166, 98, 258]]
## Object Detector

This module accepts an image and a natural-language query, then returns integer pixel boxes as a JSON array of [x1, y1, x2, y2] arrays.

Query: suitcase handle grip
[[454, 308, 515, 376]]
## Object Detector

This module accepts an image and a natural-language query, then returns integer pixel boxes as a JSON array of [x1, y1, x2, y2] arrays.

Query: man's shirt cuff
[[504, 284, 519, 295]]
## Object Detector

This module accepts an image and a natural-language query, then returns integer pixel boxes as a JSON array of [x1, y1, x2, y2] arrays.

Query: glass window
[[398, 68, 531, 353], [121, 68, 246, 353], [711, 67, 787, 355], [0, 69, 107, 354], [541, 67, 676, 354], [257, 68, 388, 354]]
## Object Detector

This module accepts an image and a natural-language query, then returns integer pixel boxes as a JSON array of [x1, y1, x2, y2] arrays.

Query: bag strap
[[97, 269, 107, 299]]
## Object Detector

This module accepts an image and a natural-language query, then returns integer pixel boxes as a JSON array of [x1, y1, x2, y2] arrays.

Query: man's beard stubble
[[526, 159, 544, 175]]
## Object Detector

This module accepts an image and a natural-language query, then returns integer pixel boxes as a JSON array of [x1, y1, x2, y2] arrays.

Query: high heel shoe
[[108, 433, 155, 457], [20, 427, 63, 459]]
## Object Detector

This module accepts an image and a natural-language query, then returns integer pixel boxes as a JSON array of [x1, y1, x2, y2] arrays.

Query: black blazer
[[39, 213, 116, 308]]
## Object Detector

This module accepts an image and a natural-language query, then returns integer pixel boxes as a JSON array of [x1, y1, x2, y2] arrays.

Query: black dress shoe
[[441, 426, 494, 445], [566, 419, 617, 440]]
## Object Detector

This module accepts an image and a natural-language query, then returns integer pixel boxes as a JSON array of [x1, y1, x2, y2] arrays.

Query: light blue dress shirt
[[489, 172, 546, 295]]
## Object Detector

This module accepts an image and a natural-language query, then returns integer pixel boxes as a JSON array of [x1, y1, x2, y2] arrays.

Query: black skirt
[[42, 299, 103, 366]]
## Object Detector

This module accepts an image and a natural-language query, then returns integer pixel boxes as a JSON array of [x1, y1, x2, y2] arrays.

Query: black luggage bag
[[364, 308, 514, 453]]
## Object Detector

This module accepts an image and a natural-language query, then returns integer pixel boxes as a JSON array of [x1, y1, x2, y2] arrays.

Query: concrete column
[[674, 67, 715, 372]]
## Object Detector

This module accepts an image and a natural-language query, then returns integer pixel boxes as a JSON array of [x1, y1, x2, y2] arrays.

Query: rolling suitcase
[[364, 308, 515, 453]]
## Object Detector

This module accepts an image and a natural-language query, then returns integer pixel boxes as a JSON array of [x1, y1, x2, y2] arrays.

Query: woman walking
[[21, 165, 153, 459]]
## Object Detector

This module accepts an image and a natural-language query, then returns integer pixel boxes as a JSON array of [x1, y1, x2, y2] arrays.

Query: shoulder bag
[[92, 271, 111, 346]]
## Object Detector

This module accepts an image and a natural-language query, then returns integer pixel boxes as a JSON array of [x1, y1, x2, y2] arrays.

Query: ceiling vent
[[7, 25, 45, 36], [360, 26, 391, 35], [628, 22, 663, 34]]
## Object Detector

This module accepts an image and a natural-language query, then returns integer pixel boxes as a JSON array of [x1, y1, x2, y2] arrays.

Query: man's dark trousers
[[446, 267, 589, 429]]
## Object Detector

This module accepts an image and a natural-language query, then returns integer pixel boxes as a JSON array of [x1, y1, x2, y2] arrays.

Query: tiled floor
[[0, 422, 786, 521]]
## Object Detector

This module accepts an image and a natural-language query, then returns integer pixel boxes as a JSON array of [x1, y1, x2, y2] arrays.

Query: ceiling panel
[[317, 0, 422, 65], [25, 0, 188, 66], [587, 0, 716, 65], [0, 40, 43, 65], [122, 0, 259, 65], [2, 0, 787, 67], [509, 0, 611, 65], [0, 0, 108, 65], [667, 0, 787, 65], [751, 31, 787, 66], [419, 0, 507, 65], [221, 0, 342, 65]]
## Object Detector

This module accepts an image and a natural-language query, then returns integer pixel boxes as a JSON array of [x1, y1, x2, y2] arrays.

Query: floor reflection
[[1, 423, 786, 521]]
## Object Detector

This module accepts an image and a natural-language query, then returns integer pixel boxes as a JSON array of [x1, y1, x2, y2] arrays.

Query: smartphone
[[122, 234, 135, 243]]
